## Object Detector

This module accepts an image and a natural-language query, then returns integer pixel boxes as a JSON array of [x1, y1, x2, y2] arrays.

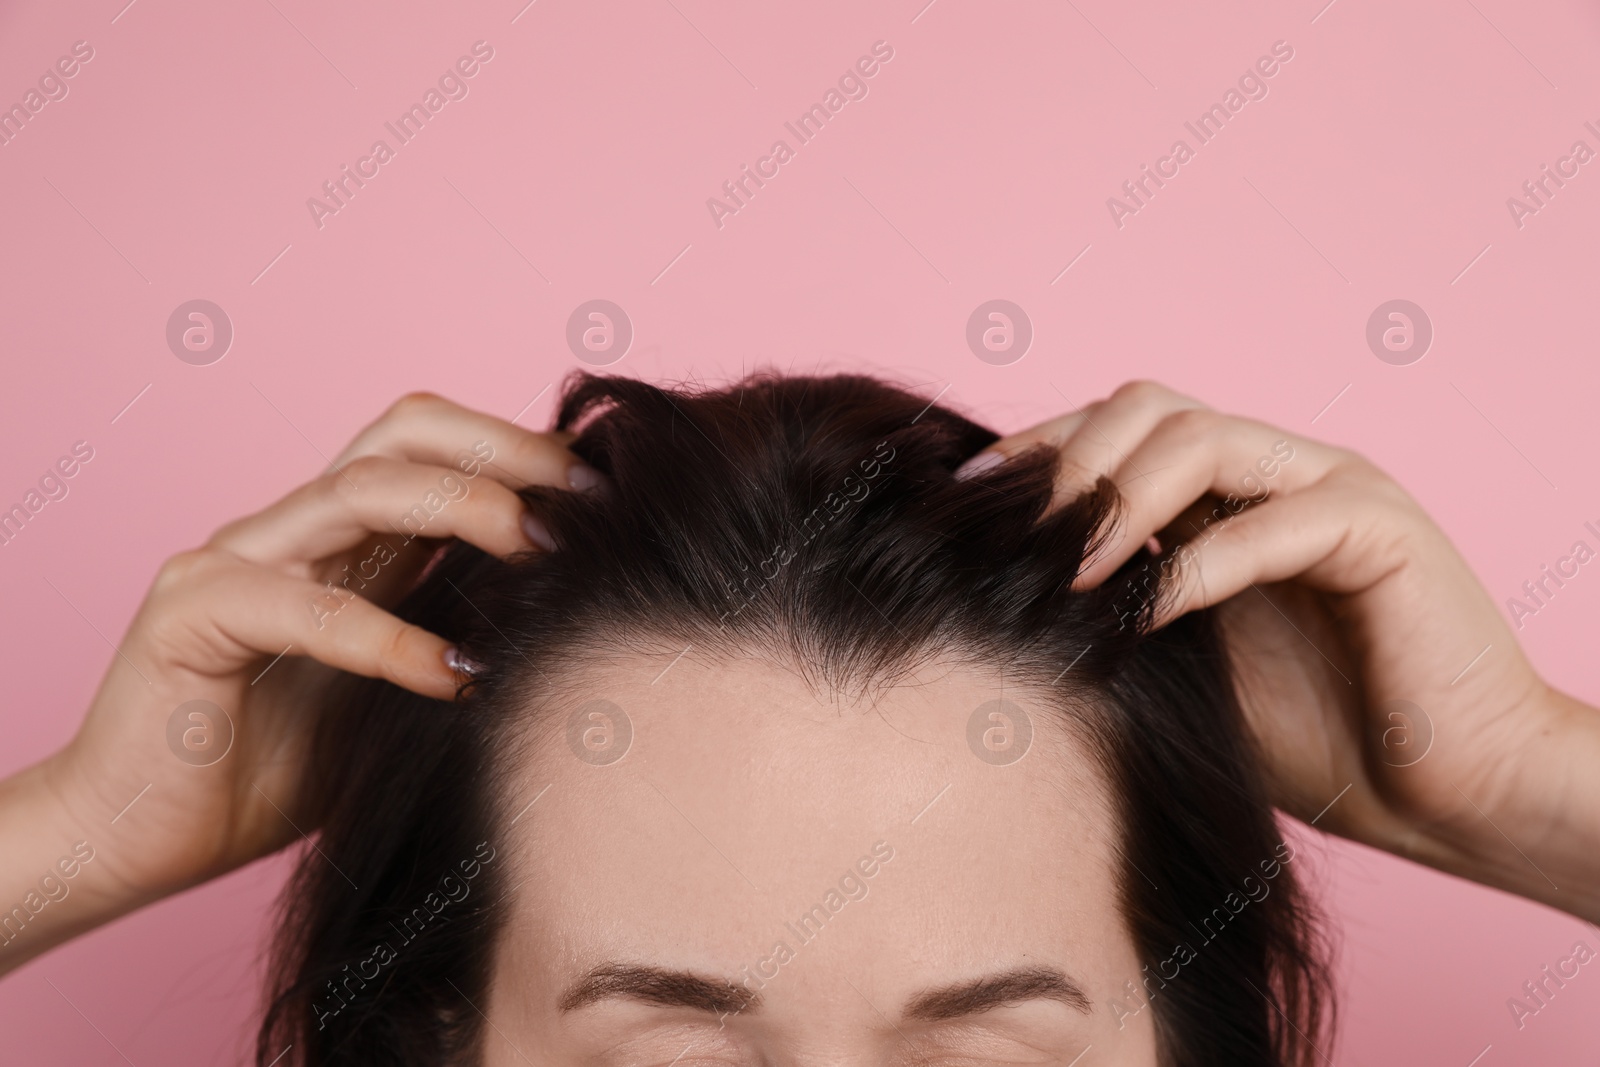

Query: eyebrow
[[557, 963, 1090, 1021], [559, 964, 759, 1015], [903, 967, 1093, 1020]]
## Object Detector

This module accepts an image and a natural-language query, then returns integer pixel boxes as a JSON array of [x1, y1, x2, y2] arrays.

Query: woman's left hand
[[963, 381, 1600, 922]]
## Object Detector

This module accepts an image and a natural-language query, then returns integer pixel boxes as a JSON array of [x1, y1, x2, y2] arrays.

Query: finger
[[954, 381, 1207, 496], [1075, 410, 1345, 588], [1049, 381, 1209, 499], [334, 392, 598, 492], [1151, 483, 1397, 628], [209, 456, 547, 567], [955, 411, 1087, 479], [147, 553, 463, 700]]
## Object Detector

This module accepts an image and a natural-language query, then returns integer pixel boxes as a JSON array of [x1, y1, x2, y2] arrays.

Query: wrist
[[0, 752, 167, 976], [1400, 687, 1600, 923]]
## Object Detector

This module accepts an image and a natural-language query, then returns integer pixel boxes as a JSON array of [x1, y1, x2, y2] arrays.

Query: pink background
[[3, 0, 1599, 1061]]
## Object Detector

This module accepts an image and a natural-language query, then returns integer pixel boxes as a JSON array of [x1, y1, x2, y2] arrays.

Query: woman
[[0, 375, 1595, 1066]]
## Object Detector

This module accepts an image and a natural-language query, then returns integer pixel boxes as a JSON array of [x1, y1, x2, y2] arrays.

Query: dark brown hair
[[259, 372, 1332, 1066]]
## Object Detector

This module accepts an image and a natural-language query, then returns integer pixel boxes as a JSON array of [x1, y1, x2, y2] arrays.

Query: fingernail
[[568, 463, 605, 492], [954, 451, 1003, 480], [521, 511, 557, 551], [444, 646, 486, 676]]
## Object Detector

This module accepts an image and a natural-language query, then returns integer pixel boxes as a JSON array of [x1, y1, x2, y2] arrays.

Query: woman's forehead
[[514, 655, 1110, 830], [500, 654, 1122, 933], [482, 656, 1142, 1060]]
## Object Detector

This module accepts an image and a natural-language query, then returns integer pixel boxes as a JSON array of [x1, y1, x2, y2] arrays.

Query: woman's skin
[[490, 656, 1152, 1064], [0, 383, 1596, 1057]]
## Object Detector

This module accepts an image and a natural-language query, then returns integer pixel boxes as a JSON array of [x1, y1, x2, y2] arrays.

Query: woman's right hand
[[0, 393, 595, 973]]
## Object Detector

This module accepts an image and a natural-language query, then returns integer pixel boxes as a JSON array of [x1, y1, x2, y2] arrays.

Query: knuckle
[[206, 514, 251, 547], [337, 454, 390, 493], [1164, 406, 1218, 440], [1330, 449, 1397, 490], [138, 596, 195, 654], [153, 548, 221, 594], [1336, 448, 1382, 479], [384, 391, 445, 423], [377, 620, 421, 680], [1344, 459, 1416, 513], [1113, 379, 1168, 405], [140, 550, 234, 653], [1223, 510, 1264, 550], [1075, 399, 1109, 427]]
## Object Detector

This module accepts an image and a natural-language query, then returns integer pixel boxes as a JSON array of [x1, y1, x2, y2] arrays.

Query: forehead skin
[[483, 655, 1159, 1066]]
